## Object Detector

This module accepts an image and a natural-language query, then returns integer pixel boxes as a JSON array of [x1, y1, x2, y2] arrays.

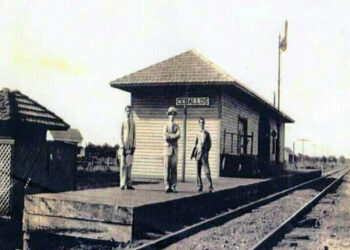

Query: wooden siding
[[221, 93, 259, 155], [131, 94, 220, 179], [279, 123, 285, 162]]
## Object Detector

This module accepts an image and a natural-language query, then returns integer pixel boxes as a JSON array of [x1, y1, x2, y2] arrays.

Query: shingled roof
[[110, 50, 235, 85], [110, 50, 294, 123], [0, 88, 69, 130]]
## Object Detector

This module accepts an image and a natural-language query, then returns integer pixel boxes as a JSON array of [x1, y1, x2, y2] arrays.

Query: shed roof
[[47, 128, 83, 143], [0, 88, 69, 130], [110, 50, 294, 123]]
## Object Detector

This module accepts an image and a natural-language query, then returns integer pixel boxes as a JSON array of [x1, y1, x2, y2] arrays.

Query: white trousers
[[120, 154, 133, 188]]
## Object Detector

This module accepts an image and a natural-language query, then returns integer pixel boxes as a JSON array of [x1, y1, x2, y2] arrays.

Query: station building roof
[[110, 50, 294, 123], [0, 88, 69, 130]]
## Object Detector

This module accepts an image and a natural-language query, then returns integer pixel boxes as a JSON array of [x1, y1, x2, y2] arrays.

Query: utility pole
[[276, 21, 288, 165], [182, 102, 187, 182], [278, 33, 281, 110], [297, 138, 309, 167], [292, 142, 295, 165], [278, 20, 288, 110]]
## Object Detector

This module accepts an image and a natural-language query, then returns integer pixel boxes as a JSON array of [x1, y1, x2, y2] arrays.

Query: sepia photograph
[[0, 1, 349, 249]]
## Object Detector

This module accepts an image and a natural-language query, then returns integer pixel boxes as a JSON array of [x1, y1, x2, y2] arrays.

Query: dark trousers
[[197, 157, 213, 189]]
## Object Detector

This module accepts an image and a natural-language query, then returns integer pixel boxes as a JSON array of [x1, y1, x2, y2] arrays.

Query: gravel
[[275, 172, 350, 249], [166, 188, 320, 249]]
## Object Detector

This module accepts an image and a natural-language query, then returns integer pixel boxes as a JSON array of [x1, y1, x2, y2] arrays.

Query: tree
[[85, 142, 119, 159]]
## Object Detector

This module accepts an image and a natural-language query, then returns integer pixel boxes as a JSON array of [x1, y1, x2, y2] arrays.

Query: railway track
[[133, 168, 349, 250], [252, 168, 350, 250]]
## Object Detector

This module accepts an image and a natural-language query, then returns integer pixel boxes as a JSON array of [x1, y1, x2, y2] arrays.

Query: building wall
[[221, 93, 259, 155], [131, 91, 221, 179]]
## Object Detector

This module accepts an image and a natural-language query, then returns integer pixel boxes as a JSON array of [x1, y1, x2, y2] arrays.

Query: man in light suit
[[191, 117, 213, 192], [163, 106, 181, 193], [120, 105, 136, 190]]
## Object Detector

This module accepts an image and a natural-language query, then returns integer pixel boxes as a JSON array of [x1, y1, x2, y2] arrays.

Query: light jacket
[[163, 122, 181, 156], [121, 118, 136, 152]]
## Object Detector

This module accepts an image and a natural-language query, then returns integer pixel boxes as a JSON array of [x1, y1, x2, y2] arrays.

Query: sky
[[1, 0, 349, 157]]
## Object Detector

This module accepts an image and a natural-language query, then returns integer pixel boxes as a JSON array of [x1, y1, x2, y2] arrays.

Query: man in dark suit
[[191, 117, 214, 192]]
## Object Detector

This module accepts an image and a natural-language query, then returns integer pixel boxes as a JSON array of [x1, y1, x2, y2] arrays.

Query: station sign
[[176, 97, 210, 106]]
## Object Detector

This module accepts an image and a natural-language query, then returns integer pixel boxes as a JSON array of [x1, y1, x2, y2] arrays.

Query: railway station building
[[110, 50, 294, 179]]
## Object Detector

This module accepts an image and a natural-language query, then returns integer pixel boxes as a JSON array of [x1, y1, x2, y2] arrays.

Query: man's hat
[[167, 106, 177, 116]]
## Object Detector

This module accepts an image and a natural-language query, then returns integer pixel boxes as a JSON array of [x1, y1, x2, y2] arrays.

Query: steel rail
[[133, 168, 347, 250], [251, 168, 350, 250]]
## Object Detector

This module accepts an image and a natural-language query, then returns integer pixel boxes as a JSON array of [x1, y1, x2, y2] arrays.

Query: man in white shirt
[[120, 105, 136, 190]]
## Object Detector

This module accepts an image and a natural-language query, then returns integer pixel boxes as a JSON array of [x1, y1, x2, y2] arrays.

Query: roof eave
[[111, 81, 294, 123]]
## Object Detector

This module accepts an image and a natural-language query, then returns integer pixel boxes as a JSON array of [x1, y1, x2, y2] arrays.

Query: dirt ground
[[76, 169, 119, 190], [275, 172, 350, 249]]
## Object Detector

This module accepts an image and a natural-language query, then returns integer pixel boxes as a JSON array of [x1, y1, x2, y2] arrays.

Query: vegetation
[[84, 143, 119, 159]]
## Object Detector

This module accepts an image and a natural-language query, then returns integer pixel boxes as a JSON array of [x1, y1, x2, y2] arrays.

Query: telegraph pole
[[292, 142, 295, 165], [276, 34, 282, 164], [278, 33, 281, 110], [182, 102, 187, 182], [276, 21, 288, 164], [297, 138, 309, 167], [278, 20, 288, 110]]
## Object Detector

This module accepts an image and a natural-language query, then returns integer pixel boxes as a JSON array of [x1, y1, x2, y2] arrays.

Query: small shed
[[110, 50, 294, 179], [0, 88, 70, 220], [47, 128, 83, 145]]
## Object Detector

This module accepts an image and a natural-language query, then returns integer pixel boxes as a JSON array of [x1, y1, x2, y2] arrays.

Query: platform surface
[[23, 169, 322, 243], [31, 177, 268, 208]]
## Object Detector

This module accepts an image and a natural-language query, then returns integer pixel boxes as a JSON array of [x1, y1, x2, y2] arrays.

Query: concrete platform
[[23, 170, 321, 245]]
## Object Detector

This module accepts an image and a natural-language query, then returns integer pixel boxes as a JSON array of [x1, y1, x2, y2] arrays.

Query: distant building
[[47, 128, 85, 157], [110, 50, 294, 179], [47, 128, 83, 145]]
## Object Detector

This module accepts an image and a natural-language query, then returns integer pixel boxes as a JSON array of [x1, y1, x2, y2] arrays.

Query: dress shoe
[[127, 186, 135, 190], [120, 186, 126, 190], [165, 188, 171, 193], [197, 187, 203, 192]]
